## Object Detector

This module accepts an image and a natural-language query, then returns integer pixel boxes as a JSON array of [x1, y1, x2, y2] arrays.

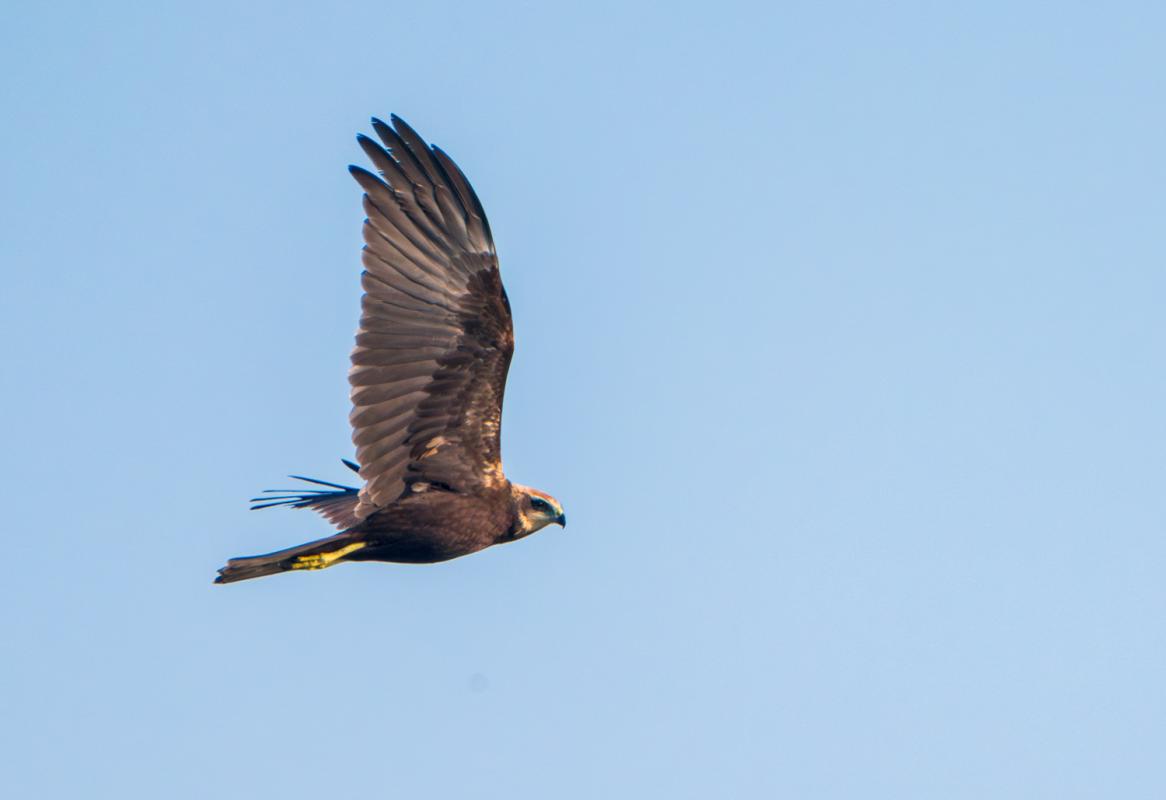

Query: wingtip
[[389, 114, 416, 140], [371, 117, 392, 137], [348, 164, 382, 188]]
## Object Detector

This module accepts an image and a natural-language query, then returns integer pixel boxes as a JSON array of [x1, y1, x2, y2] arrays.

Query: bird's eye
[[531, 498, 551, 512]]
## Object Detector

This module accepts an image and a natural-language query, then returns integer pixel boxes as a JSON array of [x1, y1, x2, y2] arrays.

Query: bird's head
[[509, 483, 567, 538]]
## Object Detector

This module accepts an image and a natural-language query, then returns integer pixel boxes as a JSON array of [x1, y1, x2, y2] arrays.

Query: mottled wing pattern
[[348, 116, 514, 519]]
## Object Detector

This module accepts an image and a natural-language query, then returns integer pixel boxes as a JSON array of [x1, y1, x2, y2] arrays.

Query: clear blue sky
[[2, 1, 1163, 797]]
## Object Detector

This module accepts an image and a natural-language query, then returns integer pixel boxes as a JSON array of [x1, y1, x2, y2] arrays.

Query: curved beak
[[555, 513, 567, 528]]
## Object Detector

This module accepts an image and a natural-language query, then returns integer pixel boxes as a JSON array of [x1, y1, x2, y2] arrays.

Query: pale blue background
[[2, 1, 1163, 797]]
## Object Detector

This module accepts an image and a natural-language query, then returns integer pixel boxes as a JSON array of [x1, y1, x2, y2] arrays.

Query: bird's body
[[354, 488, 518, 563], [215, 116, 565, 584]]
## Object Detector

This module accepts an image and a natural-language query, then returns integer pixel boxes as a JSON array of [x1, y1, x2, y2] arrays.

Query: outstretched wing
[[347, 115, 514, 519]]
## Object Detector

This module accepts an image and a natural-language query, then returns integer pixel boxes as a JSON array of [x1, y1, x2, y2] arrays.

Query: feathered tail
[[214, 532, 366, 584]]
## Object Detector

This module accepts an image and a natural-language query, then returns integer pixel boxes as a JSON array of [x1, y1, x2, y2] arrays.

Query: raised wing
[[347, 116, 514, 519]]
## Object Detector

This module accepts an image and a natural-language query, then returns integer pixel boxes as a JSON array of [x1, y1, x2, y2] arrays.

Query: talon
[[291, 542, 367, 571]]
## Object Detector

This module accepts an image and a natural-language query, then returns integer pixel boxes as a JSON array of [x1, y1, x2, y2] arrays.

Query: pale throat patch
[[514, 506, 536, 533]]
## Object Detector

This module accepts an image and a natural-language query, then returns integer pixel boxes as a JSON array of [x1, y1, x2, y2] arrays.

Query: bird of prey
[[215, 116, 565, 584]]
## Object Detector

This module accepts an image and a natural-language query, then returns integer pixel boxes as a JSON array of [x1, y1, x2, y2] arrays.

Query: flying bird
[[215, 116, 565, 584]]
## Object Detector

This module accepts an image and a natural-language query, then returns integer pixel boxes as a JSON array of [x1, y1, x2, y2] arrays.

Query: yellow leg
[[291, 541, 367, 571]]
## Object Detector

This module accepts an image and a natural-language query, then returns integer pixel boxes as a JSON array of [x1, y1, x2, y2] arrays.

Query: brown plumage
[[215, 116, 565, 585]]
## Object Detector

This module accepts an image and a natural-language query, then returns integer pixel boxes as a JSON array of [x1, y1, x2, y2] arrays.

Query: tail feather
[[248, 460, 362, 530], [214, 532, 364, 584]]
